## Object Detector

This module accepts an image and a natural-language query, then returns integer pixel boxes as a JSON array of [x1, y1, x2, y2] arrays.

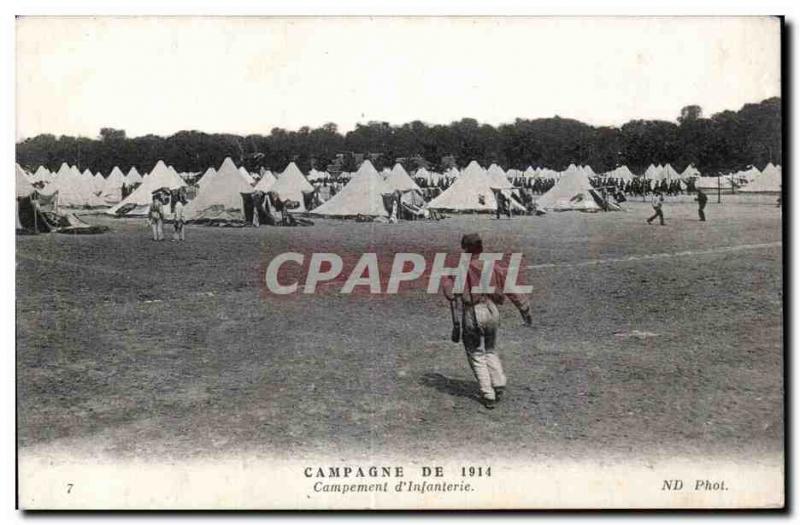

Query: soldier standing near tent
[[695, 189, 708, 221], [495, 190, 506, 219], [172, 190, 186, 241], [646, 192, 665, 226], [495, 190, 512, 219], [442, 233, 533, 409], [148, 193, 165, 241]]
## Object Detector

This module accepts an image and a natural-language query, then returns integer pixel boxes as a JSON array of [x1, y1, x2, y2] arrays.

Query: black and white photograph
[[12, 15, 784, 509]]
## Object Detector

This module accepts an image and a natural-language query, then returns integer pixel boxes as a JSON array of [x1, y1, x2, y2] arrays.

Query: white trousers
[[150, 220, 164, 240], [462, 306, 506, 400]]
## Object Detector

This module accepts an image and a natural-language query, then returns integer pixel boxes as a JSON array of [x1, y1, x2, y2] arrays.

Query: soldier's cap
[[461, 233, 483, 253]]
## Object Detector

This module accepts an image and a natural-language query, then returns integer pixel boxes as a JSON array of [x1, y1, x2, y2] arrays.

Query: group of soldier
[[148, 188, 187, 241], [647, 188, 708, 226]]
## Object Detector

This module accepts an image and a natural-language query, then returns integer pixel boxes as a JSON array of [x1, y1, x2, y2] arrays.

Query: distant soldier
[[148, 193, 165, 241], [389, 192, 400, 223], [251, 192, 262, 226], [172, 191, 186, 241], [695, 189, 708, 222], [495, 190, 506, 219], [646, 192, 665, 226], [442, 233, 533, 409]]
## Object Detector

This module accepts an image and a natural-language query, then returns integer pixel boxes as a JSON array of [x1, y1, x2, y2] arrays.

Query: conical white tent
[[254, 170, 276, 192], [42, 163, 98, 207], [87, 170, 104, 193], [487, 164, 514, 190], [620, 166, 635, 181], [107, 160, 186, 216], [426, 161, 498, 212], [648, 164, 670, 181], [385, 163, 421, 192], [184, 157, 253, 220], [197, 167, 217, 189], [741, 165, 782, 193], [47, 168, 105, 208], [269, 162, 314, 211], [607, 165, 635, 181], [127, 167, 143, 184], [311, 160, 393, 217], [535, 165, 601, 211], [101, 167, 126, 204], [663, 164, 681, 182], [681, 165, 700, 179], [32, 166, 51, 184], [55, 162, 71, 179], [167, 165, 182, 182], [16, 164, 36, 198]]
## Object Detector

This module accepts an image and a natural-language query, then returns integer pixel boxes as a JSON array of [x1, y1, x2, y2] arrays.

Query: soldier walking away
[[647, 192, 665, 225], [442, 233, 533, 409], [148, 193, 165, 241], [696, 189, 708, 221]]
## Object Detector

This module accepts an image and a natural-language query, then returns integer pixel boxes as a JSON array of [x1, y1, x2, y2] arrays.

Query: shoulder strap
[[465, 263, 483, 333]]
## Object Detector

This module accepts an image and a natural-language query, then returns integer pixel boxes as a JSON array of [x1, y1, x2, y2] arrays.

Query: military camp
[[13, 16, 783, 510]]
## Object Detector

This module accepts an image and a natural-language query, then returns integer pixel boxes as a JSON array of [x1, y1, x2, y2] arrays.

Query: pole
[[717, 175, 721, 204]]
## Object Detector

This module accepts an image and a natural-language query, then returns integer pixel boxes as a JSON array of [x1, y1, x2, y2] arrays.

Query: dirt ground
[[16, 195, 783, 463]]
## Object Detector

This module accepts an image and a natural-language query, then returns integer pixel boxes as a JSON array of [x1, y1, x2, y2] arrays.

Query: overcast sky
[[15, 16, 781, 140]]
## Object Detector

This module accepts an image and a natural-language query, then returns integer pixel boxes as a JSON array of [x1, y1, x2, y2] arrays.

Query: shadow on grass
[[419, 372, 481, 404]]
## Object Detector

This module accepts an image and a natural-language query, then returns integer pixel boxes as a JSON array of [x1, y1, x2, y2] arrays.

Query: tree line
[[16, 98, 781, 178]]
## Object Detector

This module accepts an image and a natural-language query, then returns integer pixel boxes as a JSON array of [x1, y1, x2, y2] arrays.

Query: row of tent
[[694, 163, 782, 193], [102, 158, 426, 219], [24, 164, 213, 186], [21, 161, 266, 208], [17, 157, 783, 222], [19, 162, 148, 207], [301, 160, 594, 215], [21, 158, 781, 191], [427, 162, 612, 213], [15, 164, 110, 233], [186, 158, 422, 219]]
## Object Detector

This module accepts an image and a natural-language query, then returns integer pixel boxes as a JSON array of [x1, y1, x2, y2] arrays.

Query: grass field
[[16, 196, 783, 463]]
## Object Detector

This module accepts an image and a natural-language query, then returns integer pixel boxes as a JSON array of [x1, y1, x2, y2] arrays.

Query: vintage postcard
[[14, 16, 783, 509]]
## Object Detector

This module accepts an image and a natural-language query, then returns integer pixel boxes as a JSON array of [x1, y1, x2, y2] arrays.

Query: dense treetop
[[16, 98, 780, 178]]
